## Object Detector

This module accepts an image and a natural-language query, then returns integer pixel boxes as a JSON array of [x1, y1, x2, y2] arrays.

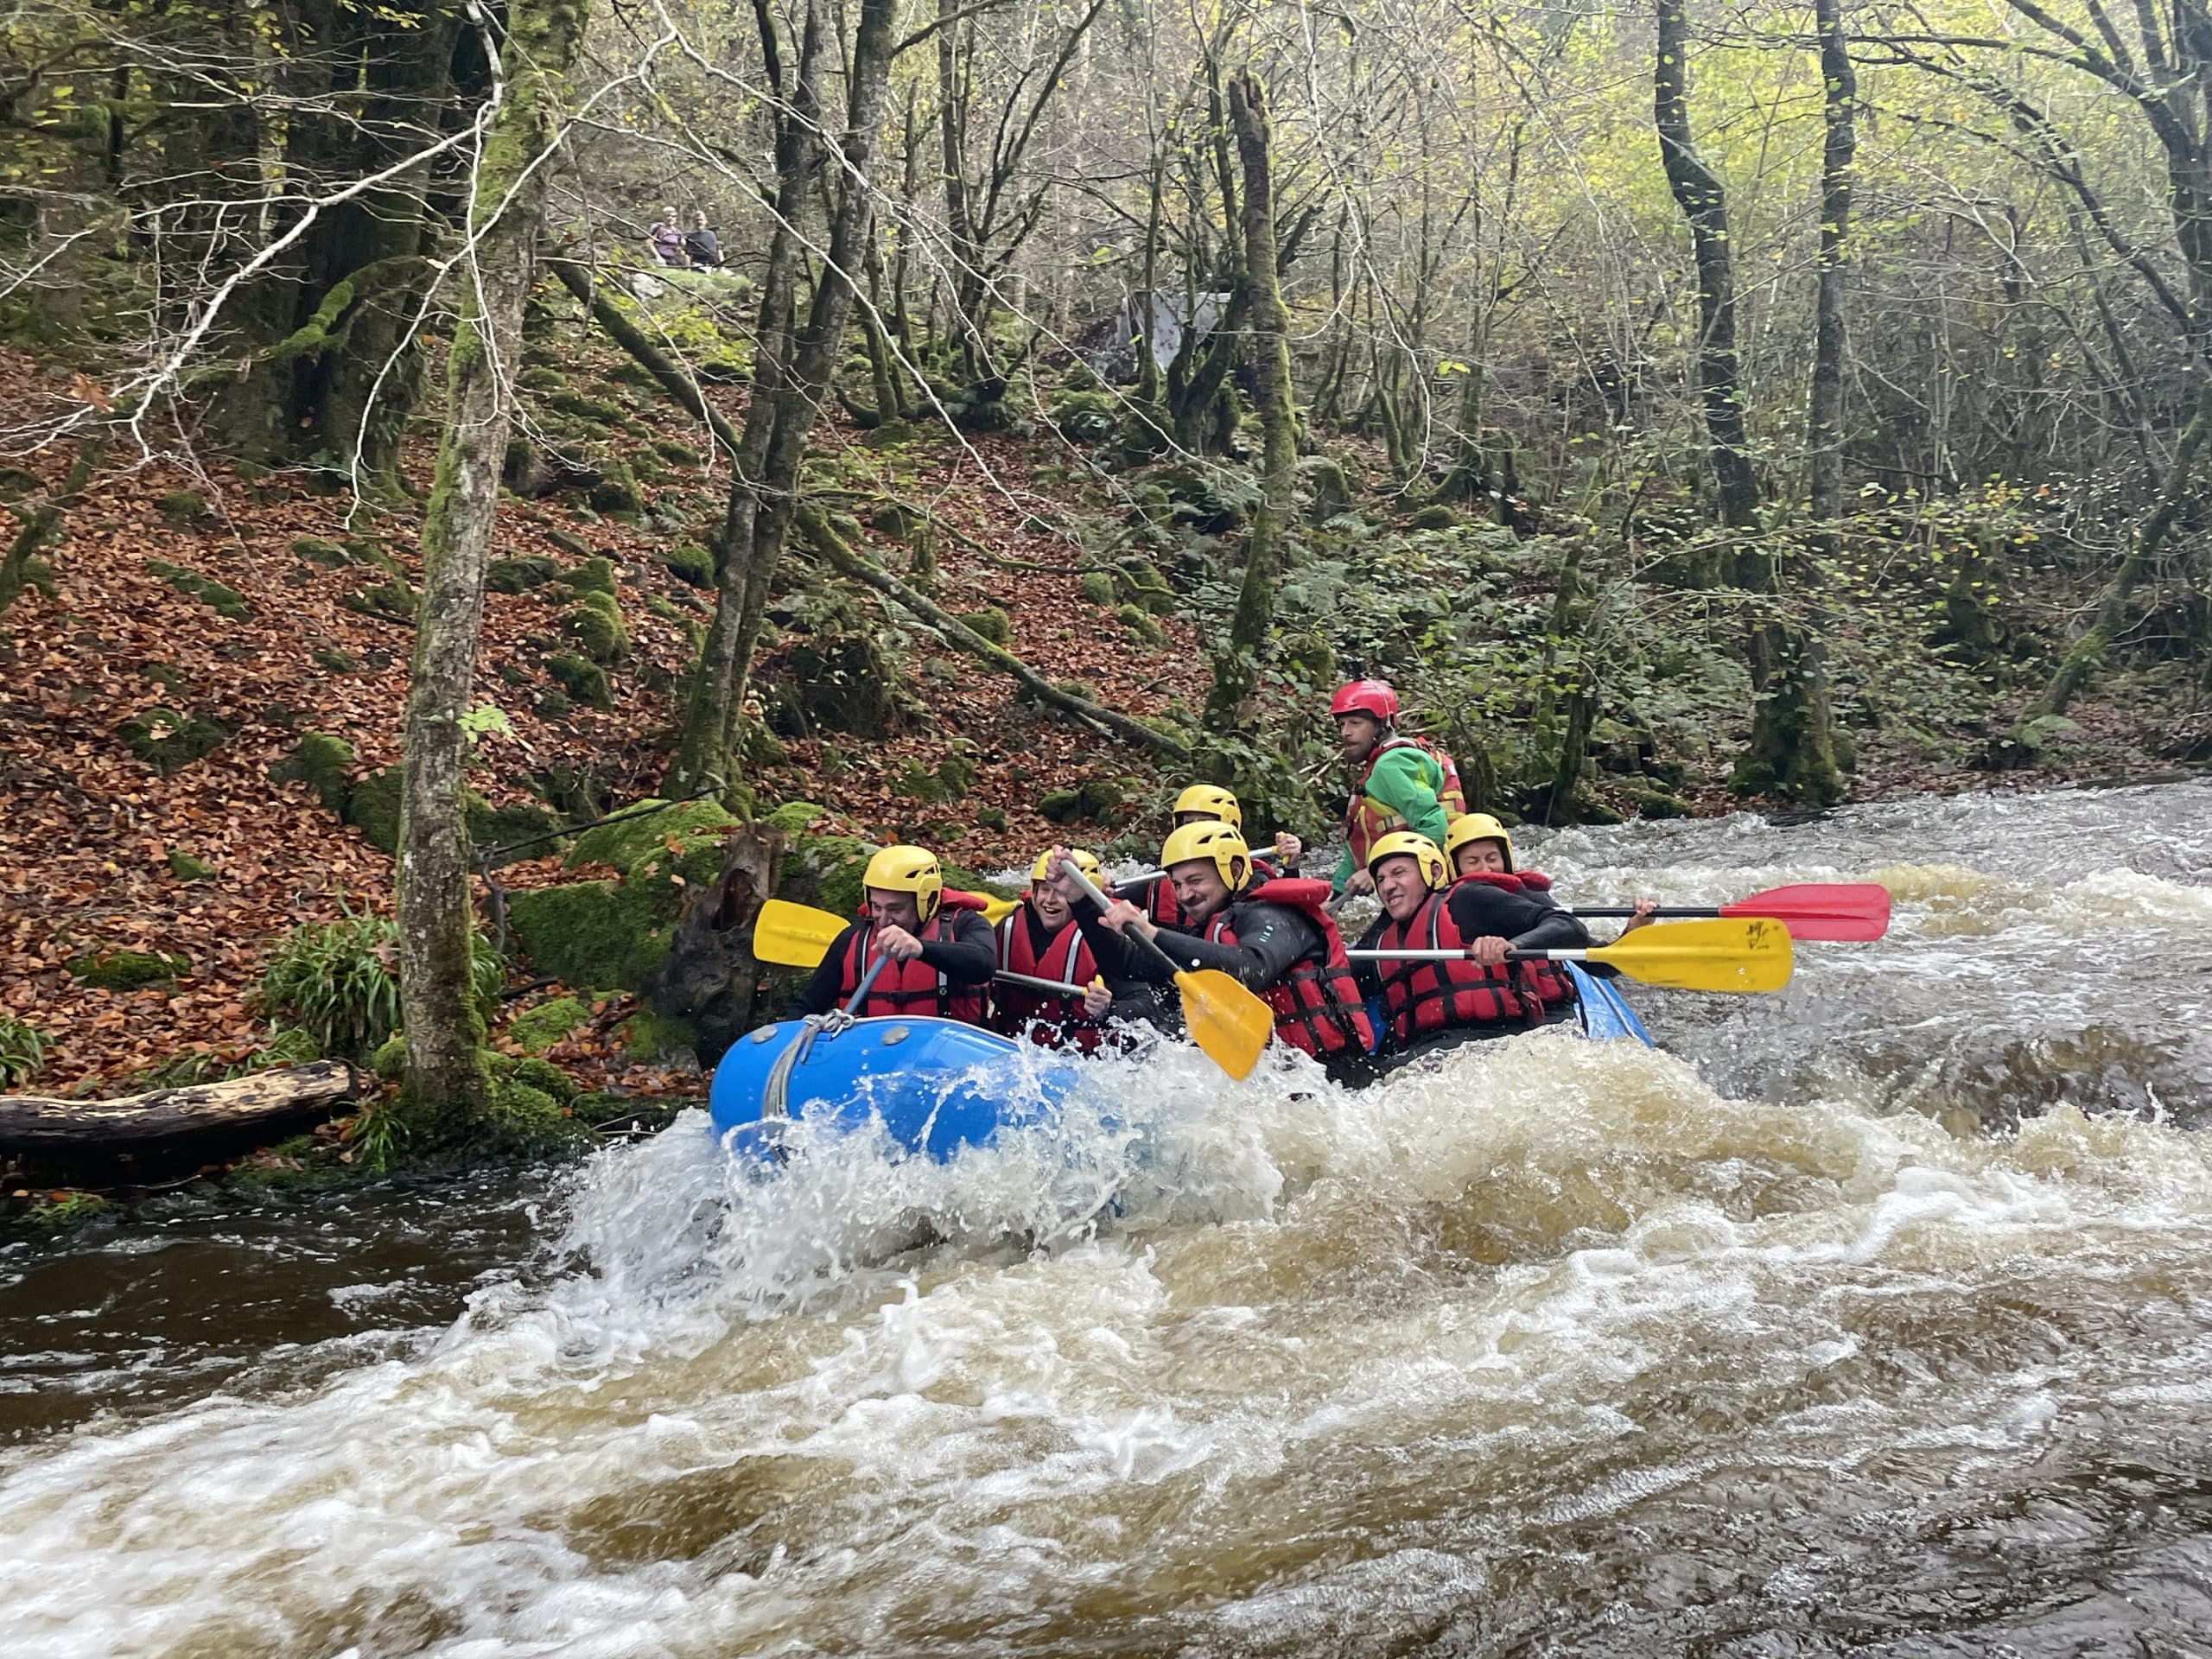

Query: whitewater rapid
[[3, 780, 2210, 1656]]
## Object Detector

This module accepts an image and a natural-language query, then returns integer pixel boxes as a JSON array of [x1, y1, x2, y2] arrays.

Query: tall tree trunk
[[665, 0, 901, 795], [1205, 72, 1295, 730], [1807, 0, 1855, 540], [1732, 0, 1851, 808], [397, 0, 589, 1122], [1654, 0, 1760, 532]]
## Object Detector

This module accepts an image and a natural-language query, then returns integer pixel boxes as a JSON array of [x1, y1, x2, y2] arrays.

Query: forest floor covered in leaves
[[1, 330, 2201, 1104]]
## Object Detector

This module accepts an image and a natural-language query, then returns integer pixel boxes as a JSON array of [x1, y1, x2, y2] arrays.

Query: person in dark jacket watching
[[1052, 823, 1375, 1084], [793, 845, 995, 1022], [683, 210, 723, 269], [1351, 831, 1591, 1065]]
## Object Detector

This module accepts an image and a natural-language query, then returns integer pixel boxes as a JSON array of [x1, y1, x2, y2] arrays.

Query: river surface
[[3, 779, 2211, 1656]]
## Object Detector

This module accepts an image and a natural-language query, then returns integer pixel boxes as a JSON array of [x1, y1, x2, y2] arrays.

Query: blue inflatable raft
[[709, 963, 1651, 1160]]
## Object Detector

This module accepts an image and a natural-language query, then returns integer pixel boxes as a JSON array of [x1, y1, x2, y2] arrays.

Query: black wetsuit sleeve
[[1150, 903, 1321, 991], [920, 910, 999, 983], [1058, 895, 1178, 1028], [1446, 884, 1591, 952], [792, 923, 863, 1015]]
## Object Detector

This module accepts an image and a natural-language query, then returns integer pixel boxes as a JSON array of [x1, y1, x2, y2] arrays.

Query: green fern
[[0, 1014, 49, 1089]]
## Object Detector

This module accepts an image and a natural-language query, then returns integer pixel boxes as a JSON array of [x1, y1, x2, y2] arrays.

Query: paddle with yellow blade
[[1055, 860, 1275, 1080], [755, 893, 1027, 952], [1349, 917, 1794, 994]]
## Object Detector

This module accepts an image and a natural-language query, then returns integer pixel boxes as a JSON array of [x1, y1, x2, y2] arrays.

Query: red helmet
[[1328, 679, 1399, 723]]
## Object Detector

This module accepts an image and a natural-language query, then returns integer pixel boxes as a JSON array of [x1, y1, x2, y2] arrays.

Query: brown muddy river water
[[3, 780, 2211, 1656]]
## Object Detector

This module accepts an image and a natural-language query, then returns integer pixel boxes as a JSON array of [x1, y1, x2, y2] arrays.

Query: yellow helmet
[[1160, 820, 1251, 892], [862, 844, 943, 922], [1365, 830, 1447, 890], [1029, 848, 1103, 885], [1172, 784, 1243, 830], [1444, 812, 1516, 873]]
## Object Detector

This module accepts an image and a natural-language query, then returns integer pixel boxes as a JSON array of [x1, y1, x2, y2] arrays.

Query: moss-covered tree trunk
[[200, 0, 467, 494], [397, 0, 588, 1123], [1655, 0, 1761, 531], [667, 0, 899, 795], [1204, 72, 1295, 731], [1732, 0, 1849, 808]]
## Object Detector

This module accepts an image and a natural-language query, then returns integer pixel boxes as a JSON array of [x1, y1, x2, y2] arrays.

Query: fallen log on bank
[[0, 1061, 359, 1153], [794, 505, 1192, 761]]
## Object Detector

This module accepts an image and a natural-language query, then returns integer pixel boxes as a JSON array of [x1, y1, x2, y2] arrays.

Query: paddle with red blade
[[1569, 882, 1890, 943]]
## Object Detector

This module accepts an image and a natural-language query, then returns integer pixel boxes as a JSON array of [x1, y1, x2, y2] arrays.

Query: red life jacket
[[1200, 877, 1375, 1058], [1142, 874, 1183, 930], [1372, 887, 1537, 1042], [992, 907, 1104, 1052], [1451, 869, 1575, 1009], [1343, 735, 1469, 868], [836, 892, 989, 1024]]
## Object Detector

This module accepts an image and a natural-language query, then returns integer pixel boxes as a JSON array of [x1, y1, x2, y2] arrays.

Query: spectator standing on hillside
[[645, 207, 687, 268], [683, 210, 723, 270]]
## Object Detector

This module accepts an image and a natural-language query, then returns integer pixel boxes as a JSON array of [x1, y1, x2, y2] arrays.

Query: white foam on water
[[4, 1019, 2211, 1656]]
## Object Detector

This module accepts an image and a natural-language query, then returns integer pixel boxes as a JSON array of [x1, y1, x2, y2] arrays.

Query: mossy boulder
[[507, 995, 591, 1054], [617, 1007, 698, 1063], [547, 654, 613, 710], [1049, 388, 1119, 444], [145, 559, 250, 620], [1039, 777, 1135, 826], [120, 707, 231, 774], [546, 527, 593, 558], [341, 577, 418, 622], [505, 1054, 578, 1104], [1115, 602, 1164, 645], [560, 590, 630, 662], [1407, 503, 1462, 531], [1299, 455, 1355, 524], [69, 949, 189, 991], [466, 798, 560, 864], [166, 849, 213, 880], [1114, 557, 1179, 615], [658, 544, 714, 589], [1078, 570, 1116, 607], [586, 466, 644, 517], [156, 490, 212, 527], [270, 730, 354, 813], [344, 764, 404, 853], [505, 799, 740, 997], [291, 535, 353, 567], [487, 555, 561, 594], [766, 799, 874, 919], [545, 389, 627, 426], [956, 605, 1013, 645], [483, 1078, 587, 1156], [370, 1033, 408, 1081], [559, 555, 619, 596], [652, 439, 703, 468]]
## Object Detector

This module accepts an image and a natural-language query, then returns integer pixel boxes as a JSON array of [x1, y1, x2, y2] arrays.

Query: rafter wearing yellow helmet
[[792, 844, 998, 1026], [1061, 821, 1377, 1084], [1349, 824, 1595, 1065], [993, 849, 1113, 1051]]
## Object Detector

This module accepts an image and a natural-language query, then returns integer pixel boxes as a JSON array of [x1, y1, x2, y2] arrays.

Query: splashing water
[[3, 780, 2211, 1656]]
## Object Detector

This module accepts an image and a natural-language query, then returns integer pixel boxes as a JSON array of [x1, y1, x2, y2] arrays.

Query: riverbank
[[4, 305, 2205, 1216]]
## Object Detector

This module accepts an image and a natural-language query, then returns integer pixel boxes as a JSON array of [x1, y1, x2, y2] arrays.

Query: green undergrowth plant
[[261, 909, 505, 1060], [0, 1014, 48, 1088], [129, 1026, 320, 1090]]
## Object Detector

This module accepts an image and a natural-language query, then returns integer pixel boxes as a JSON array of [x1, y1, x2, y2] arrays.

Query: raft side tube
[[709, 1015, 1079, 1159]]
